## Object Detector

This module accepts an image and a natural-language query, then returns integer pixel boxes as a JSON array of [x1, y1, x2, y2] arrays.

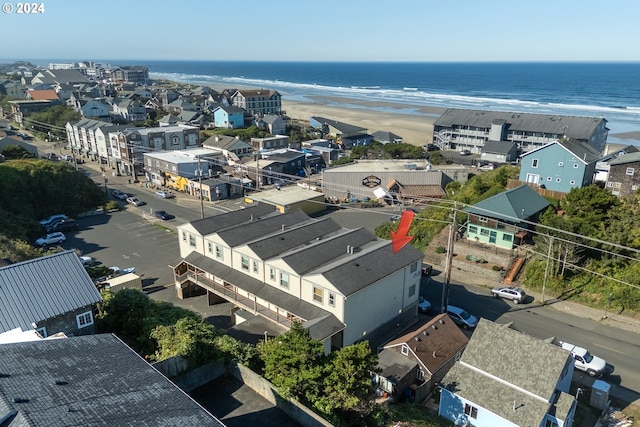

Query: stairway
[[503, 256, 525, 285]]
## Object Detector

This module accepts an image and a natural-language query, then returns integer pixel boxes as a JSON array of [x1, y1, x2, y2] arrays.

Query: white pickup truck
[[559, 341, 610, 377]]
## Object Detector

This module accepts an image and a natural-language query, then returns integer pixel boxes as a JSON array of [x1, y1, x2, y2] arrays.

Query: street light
[[102, 173, 108, 196]]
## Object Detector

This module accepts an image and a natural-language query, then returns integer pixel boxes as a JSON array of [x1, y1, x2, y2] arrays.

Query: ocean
[[141, 61, 640, 143]]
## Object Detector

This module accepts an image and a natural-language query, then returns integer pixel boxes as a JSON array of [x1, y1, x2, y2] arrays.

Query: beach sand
[[282, 96, 442, 146]]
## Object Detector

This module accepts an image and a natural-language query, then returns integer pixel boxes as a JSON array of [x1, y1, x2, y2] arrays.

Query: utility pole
[[541, 235, 554, 304], [441, 202, 457, 313], [198, 156, 204, 219]]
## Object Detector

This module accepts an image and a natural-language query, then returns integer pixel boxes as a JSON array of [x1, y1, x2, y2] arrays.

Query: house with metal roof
[[172, 204, 425, 353], [432, 108, 608, 155], [518, 138, 602, 193], [463, 185, 551, 249], [605, 151, 640, 198], [0, 250, 102, 338], [438, 319, 577, 427], [376, 313, 469, 403], [0, 334, 226, 426]]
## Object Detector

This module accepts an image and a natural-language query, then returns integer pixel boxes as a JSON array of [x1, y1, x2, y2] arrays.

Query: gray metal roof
[[482, 140, 518, 154], [0, 251, 102, 333], [464, 185, 551, 225], [202, 134, 250, 150], [441, 319, 572, 427], [0, 334, 225, 426], [217, 209, 313, 247], [310, 116, 368, 134], [434, 108, 606, 140], [608, 151, 640, 165], [190, 204, 278, 235]]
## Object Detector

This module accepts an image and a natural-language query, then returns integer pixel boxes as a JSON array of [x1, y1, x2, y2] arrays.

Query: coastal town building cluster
[[1, 59, 636, 426]]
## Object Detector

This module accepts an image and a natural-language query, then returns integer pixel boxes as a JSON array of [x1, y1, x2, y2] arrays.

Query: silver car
[[491, 286, 526, 304]]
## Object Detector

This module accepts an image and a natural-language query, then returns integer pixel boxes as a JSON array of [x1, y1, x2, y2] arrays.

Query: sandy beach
[[282, 96, 442, 146]]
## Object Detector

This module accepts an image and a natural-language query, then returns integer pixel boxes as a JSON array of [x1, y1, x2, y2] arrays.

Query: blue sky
[[2, 0, 639, 62]]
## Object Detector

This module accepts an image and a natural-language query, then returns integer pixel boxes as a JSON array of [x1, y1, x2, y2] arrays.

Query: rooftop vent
[[431, 325, 438, 330], [13, 397, 29, 404], [54, 380, 68, 386]]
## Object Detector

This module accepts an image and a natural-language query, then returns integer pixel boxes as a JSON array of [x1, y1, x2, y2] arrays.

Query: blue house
[[518, 139, 601, 193], [464, 185, 551, 250], [439, 319, 577, 427], [213, 105, 245, 129]]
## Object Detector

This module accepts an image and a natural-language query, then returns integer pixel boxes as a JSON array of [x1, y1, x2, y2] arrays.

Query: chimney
[[281, 224, 285, 231], [346, 245, 351, 254]]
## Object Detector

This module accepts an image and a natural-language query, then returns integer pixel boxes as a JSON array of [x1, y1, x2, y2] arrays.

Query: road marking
[[592, 342, 626, 355]]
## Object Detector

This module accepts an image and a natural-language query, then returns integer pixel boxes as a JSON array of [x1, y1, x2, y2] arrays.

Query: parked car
[[389, 214, 401, 222], [421, 263, 433, 276], [491, 286, 527, 304], [154, 210, 175, 220], [560, 341, 612, 377], [78, 256, 101, 267], [40, 214, 68, 227], [478, 163, 495, 171], [446, 305, 478, 329], [46, 218, 79, 233], [35, 232, 66, 246], [126, 197, 145, 206], [111, 189, 128, 200], [109, 266, 136, 275], [459, 149, 471, 156], [418, 296, 432, 313], [18, 132, 33, 140], [155, 190, 175, 199]]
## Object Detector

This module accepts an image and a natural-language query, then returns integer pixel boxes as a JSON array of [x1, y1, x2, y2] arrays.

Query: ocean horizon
[[19, 59, 640, 143]]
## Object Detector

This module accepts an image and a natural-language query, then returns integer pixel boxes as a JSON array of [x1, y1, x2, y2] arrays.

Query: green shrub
[[435, 246, 446, 253]]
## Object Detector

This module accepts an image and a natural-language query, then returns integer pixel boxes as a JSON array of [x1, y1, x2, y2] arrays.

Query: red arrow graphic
[[391, 210, 415, 253]]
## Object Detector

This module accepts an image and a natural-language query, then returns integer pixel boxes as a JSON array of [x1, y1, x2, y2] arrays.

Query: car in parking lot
[[491, 286, 527, 304], [155, 190, 175, 199], [111, 189, 128, 200], [154, 210, 175, 220], [35, 232, 66, 246], [446, 305, 478, 329], [126, 197, 146, 206], [40, 214, 69, 227], [459, 149, 471, 156], [418, 296, 432, 313], [421, 263, 433, 276], [46, 218, 79, 233], [478, 162, 495, 171]]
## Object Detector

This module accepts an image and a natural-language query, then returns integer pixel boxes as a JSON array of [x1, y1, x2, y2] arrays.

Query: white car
[[560, 341, 611, 377], [418, 296, 432, 313], [40, 214, 68, 227], [126, 197, 146, 206], [111, 189, 128, 200], [478, 163, 495, 171], [155, 190, 175, 199], [446, 305, 478, 329], [35, 232, 66, 246], [491, 286, 527, 304]]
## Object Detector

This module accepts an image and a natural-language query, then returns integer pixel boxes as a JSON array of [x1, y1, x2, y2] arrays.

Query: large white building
[[172, 204, 425, 352]]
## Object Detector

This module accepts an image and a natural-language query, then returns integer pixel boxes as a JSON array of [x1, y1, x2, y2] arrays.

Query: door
[[526, 173, 540, 184], [489, 231, 497, 244]]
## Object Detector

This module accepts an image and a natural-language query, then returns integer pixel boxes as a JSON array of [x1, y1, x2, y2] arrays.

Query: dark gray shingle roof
[[521, 139, 602, 164], [190, 204, 278, 235], [0, 251, 102, 333], [0, 334, 225, 426]]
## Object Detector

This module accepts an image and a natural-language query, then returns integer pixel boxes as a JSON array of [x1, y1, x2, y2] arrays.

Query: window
[[570, 180, 576, 185], [188, 234, 196, 247], [410, 261, 417, 273], [401, 344, 409, 356], [468, 225, 478, 233], [280, 272, 289, 288], [478, 216, 488, 222], [532, 159, 539, 168], [408, 284, 416, 297], [37, 327, 47, 338], [313, 286, 323, 303], [547, 176, 552, 181], [480, 229, 490, 236], [252, 260, 258, 273], [607, 182, 614, 187], [464, 403, 478, 419], [503, 234, 513, 242], [545, 420, 559, 427], [417, 370, 424, 381], [215, 245, 223, 260], [182, 231, 186, 241], [626, 167, 635, 176], [556, 178, 561, 182], [558, 161, 564, 167], [633, 185, 638, 191], [270, 268, 276, 281], [207, 242, 213, 254], [329, 292, 336, 307], [573, 164, 579, 168], [76, 311, 94, 329], [241, 256, 249, 271]]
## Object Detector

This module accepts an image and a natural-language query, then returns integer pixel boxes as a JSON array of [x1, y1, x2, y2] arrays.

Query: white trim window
[[531, 159, 539, 168], [626, 167, 635, 176], [280, 272, 289, 288], [76, 311, 94, 329]]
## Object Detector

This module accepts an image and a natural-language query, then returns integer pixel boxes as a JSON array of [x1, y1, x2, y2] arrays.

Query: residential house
[[241, 149, 308, 187], [0, 334, 226, 426], [245, 185, 326, 215], [66, 118, 112, 161], [213, 105, 245, 129], [112, 98, 147, 122], [202, 134, 253, 164], [251, 135, 290, 151], [159, 89, 180, 107], [372, 130, 403, 144], [480, 140, 520, 164], [28, 68, 90, 86], [594, 143, 640, 183], [439, 319, 577, 427], [0, 251, 102, 338], [432, 108, 609, 154], [8, 98, 63, 126], [109, 66, 149, 85], [172, 204, 425, 353], [2, 80, 26, 98], [463, 185, 551, 249], [168, 97, 200, 115], [158, 113, 181, 127], [25, 88, 60, 101], [309, 116, 372, 149], [518, 138, 601, 193], [605, 151, 640, 197], [230, 88, 282, 116], [255, 114, 287, 135], [375, 313, 468, 403], [143, 148, 225, 193], [80, 99, 112, 120]]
